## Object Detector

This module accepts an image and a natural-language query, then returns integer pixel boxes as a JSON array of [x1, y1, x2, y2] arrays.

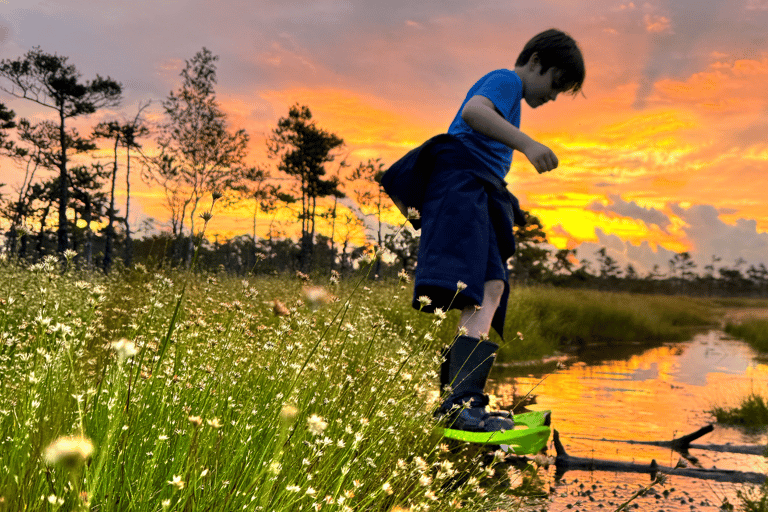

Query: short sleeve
[[472, 70, 522, 120]]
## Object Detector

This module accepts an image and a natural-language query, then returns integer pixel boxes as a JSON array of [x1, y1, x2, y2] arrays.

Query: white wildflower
[[43, 435, 94, 469], [167, 475, 185, 490], [307, 414, 328, 436], [110, 338, 138, 360], [47, 495, 64, 505]]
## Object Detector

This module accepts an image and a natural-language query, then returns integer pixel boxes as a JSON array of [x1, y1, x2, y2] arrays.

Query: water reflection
[[494, 330, 768, 511]]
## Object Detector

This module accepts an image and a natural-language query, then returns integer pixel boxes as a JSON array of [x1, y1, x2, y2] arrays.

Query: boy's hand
[[460, 96, 560, 173], [523, 140, 558, 174]]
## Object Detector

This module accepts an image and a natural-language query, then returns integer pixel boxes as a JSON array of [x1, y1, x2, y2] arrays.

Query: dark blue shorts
[[412, 146, 507, 313]]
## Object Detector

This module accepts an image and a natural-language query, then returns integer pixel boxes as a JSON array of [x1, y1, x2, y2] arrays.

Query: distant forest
[[1, 47, 766, 298]]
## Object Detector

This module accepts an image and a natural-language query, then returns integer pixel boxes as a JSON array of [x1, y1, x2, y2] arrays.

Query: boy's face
[[522, 62, 565, 109]]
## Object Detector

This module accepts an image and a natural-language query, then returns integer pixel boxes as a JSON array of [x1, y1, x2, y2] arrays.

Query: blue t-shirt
[[447, 69, 522, 179]]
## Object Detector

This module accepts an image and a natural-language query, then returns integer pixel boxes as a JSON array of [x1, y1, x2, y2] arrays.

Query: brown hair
[[516, 29, 585, 95]]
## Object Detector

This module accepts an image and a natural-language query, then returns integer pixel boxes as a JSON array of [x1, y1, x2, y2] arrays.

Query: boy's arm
[[461, 95, 558, 174]]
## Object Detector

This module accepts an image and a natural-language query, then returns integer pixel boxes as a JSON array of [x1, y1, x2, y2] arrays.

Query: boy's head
[[516, 29, 585, 96]]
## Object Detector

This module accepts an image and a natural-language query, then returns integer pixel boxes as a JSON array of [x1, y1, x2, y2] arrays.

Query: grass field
[[725, 318, 768, 353], [498, 286, 714, 361], [1, 257, 531, 512], [717, 317, 768, 434], [0, 255, 724, 511]]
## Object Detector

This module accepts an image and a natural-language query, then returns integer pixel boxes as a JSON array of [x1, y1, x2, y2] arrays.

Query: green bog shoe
[[442, 410, 551, 454]]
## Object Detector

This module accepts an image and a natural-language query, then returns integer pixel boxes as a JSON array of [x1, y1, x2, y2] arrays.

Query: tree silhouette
[[596, 247, 622, 279], [2, 119, 90, 258], [510, 211, 552, 283], [146, 48, 248, 266], [25, 178, 58, 256], [120, 103, 150, 265], [383, 228, 419, 272], [232, 166, 295, 270], [93, 104, 149, 271], [69, 163, 108, 267], [0, 103, 28, 255], [346, 158, 393, 277], [0, 101, 17, 154], [267, 104, 345, 272], [93, 120, 124, 271], [0, 47, 121, 255]]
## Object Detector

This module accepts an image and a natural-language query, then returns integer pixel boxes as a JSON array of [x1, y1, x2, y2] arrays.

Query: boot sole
[[442, 410, 551, 454]]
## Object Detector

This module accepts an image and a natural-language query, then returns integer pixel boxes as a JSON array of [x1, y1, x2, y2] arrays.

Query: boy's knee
[[483, 280, 505, 306]]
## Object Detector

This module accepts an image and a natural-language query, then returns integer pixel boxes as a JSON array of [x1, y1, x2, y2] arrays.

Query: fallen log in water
[[573, 424, 767, 456], [552, 430, 766, 484], [687, 443, 766, 456]]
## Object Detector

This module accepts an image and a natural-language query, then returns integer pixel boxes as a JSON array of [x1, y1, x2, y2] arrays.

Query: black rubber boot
[[438, 335, 514, 432]]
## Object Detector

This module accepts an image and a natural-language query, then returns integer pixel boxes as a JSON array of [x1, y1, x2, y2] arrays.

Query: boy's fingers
[[537, 157, 557, 173], [527, 144, 558, 173], [543, 154, 558, 173]]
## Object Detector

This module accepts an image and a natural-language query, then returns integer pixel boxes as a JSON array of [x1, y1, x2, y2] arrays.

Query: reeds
[[710, 392, 768, 429], [725, 318, 768, 353], [0, 259, 510, 511], [498, 286, 714, 361]]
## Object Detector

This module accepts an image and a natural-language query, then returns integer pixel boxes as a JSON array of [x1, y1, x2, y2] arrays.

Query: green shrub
[[710, 392, 768, 428]]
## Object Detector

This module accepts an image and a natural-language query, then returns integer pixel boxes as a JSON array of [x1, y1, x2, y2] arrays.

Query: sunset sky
[[1, 0, 767, 275]]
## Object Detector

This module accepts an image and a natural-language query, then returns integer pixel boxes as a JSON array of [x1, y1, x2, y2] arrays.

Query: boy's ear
[[527, 52, 542, 71]]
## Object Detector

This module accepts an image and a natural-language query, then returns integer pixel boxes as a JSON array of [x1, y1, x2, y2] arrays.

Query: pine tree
[[267, 104, 345, 272], [0, 47, 121, 255]]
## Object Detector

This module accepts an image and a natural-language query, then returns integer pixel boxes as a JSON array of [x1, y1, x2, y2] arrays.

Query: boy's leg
[[440, 279, 504, 392], [458, 280, 505, 338], [439, 279, 513, 432]]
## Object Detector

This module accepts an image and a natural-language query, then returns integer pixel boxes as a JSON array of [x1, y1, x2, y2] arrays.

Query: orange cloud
[[644, 14, 671, 34], [532, 201, 690, 255], [259, 87, 438, 165], [652, 56, 768, 114]]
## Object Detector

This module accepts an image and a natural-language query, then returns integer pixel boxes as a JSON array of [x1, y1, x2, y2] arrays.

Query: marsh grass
[[725, 319, 768, 353], [710, 392, 768, 429], [736, 482, 768, 512], [497, 286, 715, 361], [0, 251, 723, 512], [0, 259, 511, 512]]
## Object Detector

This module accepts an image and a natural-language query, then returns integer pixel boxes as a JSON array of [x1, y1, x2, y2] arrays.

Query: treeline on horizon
[[0, 46, 767, 299]]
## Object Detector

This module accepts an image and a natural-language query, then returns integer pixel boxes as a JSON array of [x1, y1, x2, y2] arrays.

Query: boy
[[381, 29, 585, 433]]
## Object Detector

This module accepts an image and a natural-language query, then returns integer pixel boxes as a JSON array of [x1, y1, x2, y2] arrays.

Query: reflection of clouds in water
[[498, 332, 768, 511], [496, 330, 768, 459], [672, 331, 756, 386], [630, 361, 659, 381]]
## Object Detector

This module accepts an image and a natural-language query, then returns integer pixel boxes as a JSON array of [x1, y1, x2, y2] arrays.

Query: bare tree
[[93, 102, 149, 271], [144, 48, 249, 266], [346, 158, 392, 277], [121, 103, 150, 265]]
